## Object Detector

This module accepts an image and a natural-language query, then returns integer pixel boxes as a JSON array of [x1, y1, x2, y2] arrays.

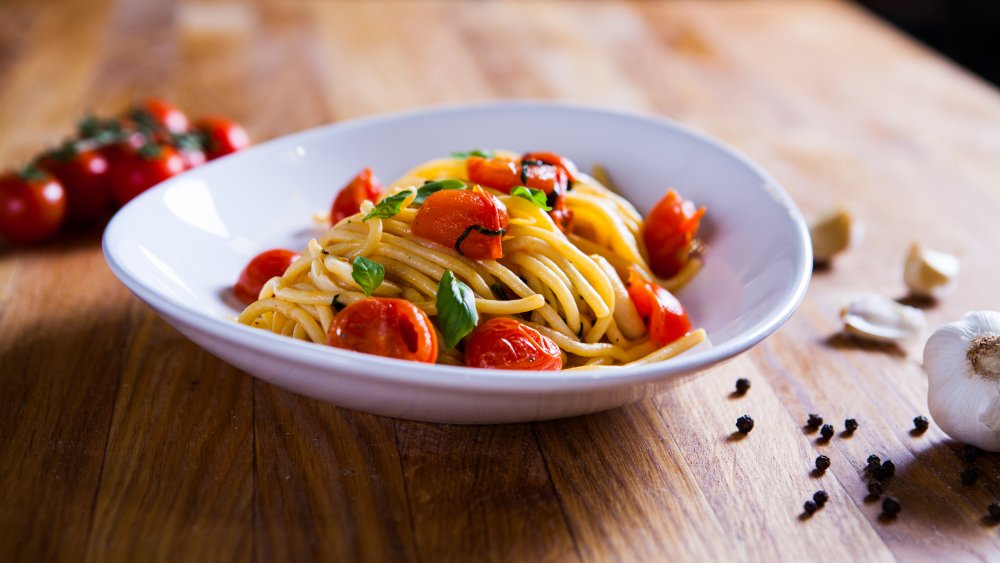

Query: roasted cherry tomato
[[466, 156, 567, 196], [130, 98, 189, 133], [330, 167, 383, 224], [627, 271, 691, 346], [521, 160, 567, 196], [37, 147, 110, 224], [522, 151, 579, 183], [548, 191, 573, 233], [412, 187, 509, 259], [193, 116, 250, 160], [643, 189, 705, 279], [234, 248, 301, 305], [464, 317, 562, 370], [107, 143, 186, 206], [0, 168, 66, 244], [327, 297, 438, 363]]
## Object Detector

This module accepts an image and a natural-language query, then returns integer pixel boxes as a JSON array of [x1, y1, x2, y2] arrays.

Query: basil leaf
[[362, 191, 410, 222], [450, 149, 494, 159], [436, 270, 478, 349], [414, 179, 466, 205], [351, 256, 384, 297], [511, 186, 552, 211]]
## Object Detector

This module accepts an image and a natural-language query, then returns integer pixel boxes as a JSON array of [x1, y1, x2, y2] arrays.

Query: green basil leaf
[[436, 270, 478, 350], [450, 149, 494, 159], [362, 191, 410, 222], [511, 186, 552, 211], [351, 256, 384, 297], [414, 179, 466, 205]]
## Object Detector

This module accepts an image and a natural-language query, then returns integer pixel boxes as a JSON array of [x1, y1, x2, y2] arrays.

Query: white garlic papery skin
[[924, 311, 1000, 452], [810, 209, 864, 262], [904, 243, 959, 298], [841, 294, 925, 343]]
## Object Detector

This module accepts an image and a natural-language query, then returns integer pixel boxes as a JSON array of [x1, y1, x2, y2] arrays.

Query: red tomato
[[522, 151, 579, 183], [464, 317, 562, 370], [37, 148, 110, 224], [327, 297, 438, 363], [521, 161, 567, 196], [234, 248, 301, 305], [179, 147, 206, 170], [412, 187, 509, 259], [0, 169, 66, 244], [107, 143, 186, 206], [467, 156, 520, 193], [643, 189, 705, 279], [549, 192, 573, 233], [330, 168, 383, 224], [193, 116, 250, 160], [627, 272, 691, 346], [131, 98, 189, 133]]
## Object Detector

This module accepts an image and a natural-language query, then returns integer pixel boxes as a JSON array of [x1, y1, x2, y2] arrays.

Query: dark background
[[858, 0, 1000, 86]]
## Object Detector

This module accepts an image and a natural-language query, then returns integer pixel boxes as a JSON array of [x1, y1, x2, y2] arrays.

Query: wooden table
[[3, 0, 1000, 561]]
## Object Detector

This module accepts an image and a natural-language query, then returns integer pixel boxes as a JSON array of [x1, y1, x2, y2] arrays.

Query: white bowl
[[103, 102, 811, 424]]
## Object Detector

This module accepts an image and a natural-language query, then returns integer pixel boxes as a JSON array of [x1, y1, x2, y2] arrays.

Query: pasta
[[237, 150, 707, 370]]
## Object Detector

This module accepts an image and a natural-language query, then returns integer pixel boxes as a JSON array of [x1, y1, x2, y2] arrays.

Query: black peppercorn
[[815, 455, 831, 472], [912, 416, 929, 434], [813, 490, 829, 507], [867, 481, 884, 497], [820, 424, 834, 440], [735, 378, 751, 395], [988, 503, 1000, 520], [961, 468, 979, 486], [875, 460, 896, 481], [803, 500, 818, 515], [962, 445, 981, 463], [736, 415, 754, 434], [807, 414, 823, 428], [844, 418, 859, 433], [882, 496, 901, 516], [866, 454, 881, 467]]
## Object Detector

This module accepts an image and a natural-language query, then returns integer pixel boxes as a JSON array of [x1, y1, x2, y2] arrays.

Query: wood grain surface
[[2, 0, 1000, 561]]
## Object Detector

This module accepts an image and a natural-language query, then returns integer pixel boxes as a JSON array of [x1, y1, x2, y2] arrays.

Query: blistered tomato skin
[[464, 317, 562, 370], [330, 168, 384, 224], [327, 297, 438, 364], [627, 272, 691, 346], [412, 187, 509, 260], [234, 249, 301, 305], [643, 189, 705, 279], [0, 171, 66, 245]]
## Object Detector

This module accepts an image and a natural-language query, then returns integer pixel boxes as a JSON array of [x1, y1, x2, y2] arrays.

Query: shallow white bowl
[[103, 102, 811, 424]]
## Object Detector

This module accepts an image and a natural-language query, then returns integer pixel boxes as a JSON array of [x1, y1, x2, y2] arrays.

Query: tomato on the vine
[[193, 116, 250, 160], [0, 169, 66, 244], [234, 248, 301, 305], [131, 98, 189, 134], [107, 143, 186, 206], [327, 297, 438, 363], [37, 147, 110, 224], [464, 317, 562, 370]]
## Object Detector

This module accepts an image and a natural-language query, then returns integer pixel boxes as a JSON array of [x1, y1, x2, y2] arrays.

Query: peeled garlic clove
[[904, 243, 959, 298], [925, 311, 1000, 451], [841, 294, 925, 343], [810, 209, 863, 263]]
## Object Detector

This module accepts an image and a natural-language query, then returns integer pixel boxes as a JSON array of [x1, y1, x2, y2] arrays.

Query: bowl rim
[[103, 100, 812, 392]]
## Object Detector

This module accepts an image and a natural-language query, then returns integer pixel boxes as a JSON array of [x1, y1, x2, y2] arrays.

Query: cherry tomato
[[412, 187, 509, 259], [522, 151, 579, 183], [327, 297, 438, 364], [234, 248, 301, 305], [131, 98, 189, 133], [466, 156, 567, 196], [627, 271, 691, 346], [0, 169, 66, 244], [643, 189, 705, 279], [521, 160, 567, 196], [179, 147, 206, 170], [548, 192, 573, 233], [107, 143, 186, 206], [193, 116, 250, 160], [330, 168, 383, 224], [464, 317, 562, 370], [37, 148, 110, 224]]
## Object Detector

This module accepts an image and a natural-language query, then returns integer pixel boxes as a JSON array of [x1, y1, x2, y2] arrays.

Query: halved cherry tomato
[[412, 187, 509, 259], [327, 297, 438, 364], [521, 160, 568, 196], [0, 169, 66, 244], [193, 116, 250, 160], [643, 189, 705, 279], [521, 152, 579, 183], [464, 317, 562, 370], [131, 98, 189, 134], [466, 156, 567, 196], [107, 143, 186, 206], [234, 248, 301, 305], [330, 167, 383, 224], [37, 147, 110, 224], [627, 271, 691, 346]]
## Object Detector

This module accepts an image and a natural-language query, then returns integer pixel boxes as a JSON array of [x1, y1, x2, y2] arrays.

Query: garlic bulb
[[925, 311, 1000, 451], [841, 294, 925, 343], [810, 209, 863, 263], [904, 243, 959, 298]]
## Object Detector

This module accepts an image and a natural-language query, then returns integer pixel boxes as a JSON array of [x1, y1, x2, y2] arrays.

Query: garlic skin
[[810, 209, 863, 263], [924, 311, 1000, 451], [904, 243, 959, 298], [841, 294, 925, 343]]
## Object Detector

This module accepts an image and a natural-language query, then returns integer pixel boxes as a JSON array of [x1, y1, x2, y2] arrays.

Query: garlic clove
[[903, 243, 959, 298], [840, 294, 925, 343], [924, 311, 1000, 451], [810, 209, 863, 263]]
